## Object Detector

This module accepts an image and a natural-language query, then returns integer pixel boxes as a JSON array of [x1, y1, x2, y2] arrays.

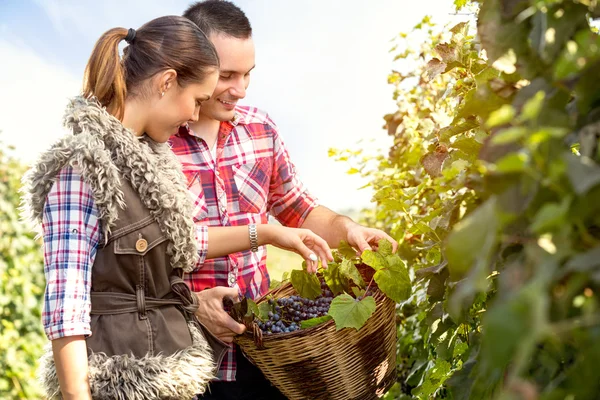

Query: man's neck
[[188, 117, 222, 150]]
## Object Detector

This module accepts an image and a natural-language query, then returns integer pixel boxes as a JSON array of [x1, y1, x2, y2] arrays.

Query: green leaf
[[351, 287, 366, 298], [564, 152, 600, 194], [290, 269, 321, 300], [268, 279, 282, 290], [486, 104, 516, 128], [453, 0, 468, 11], [258, 301, 272, 321], [300, 314, 333, 329], [491, 126, 528, 145], [446, 198, 499, 280], [518, 90, 545, 122], [321, 261, 348, 295], [337, 240, 358, 259], [494, 152, 529, 173], [378, 238, 394, 256], [361, 249, 387, 270], [339, 259, 365, 287], [328, 294, 377, 330], [374, 256, 411, 303], [530, 197, 571, 234]]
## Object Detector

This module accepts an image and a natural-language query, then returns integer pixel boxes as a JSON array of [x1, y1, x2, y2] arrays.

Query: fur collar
[[23, 96, 199, 272]]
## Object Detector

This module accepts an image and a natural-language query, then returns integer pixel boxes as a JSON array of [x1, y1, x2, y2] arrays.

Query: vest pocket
[[113, 221, 167, 256]]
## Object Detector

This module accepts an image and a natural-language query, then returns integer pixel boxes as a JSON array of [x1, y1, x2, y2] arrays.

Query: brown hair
[[83, 16, 219, 120], [184, 0, 252, 39]]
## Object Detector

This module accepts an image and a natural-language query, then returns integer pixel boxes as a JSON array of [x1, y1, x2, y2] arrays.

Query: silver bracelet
[[248, 223, 259, 252]]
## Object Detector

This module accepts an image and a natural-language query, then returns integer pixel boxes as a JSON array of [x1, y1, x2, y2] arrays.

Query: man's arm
[[301, 205, 398, 253]]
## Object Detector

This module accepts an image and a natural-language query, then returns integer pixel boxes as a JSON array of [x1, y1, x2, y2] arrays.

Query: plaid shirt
[[41, 167, 100, 341], [169, 106, 318, 381]]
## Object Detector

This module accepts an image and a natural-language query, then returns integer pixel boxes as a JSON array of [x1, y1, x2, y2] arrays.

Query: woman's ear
[[155, 69, 178, 97]]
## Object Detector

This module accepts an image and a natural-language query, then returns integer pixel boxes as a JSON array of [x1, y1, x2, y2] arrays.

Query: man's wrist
[[248, 224, 259, 252], [333, 214, 355, 237]]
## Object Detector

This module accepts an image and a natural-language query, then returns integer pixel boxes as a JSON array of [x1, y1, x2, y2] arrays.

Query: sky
[[0, 0, 465, 212]]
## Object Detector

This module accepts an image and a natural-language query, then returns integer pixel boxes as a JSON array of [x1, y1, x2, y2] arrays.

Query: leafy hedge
[[334, 0, 600, 398], [0, 138, 45, 399]]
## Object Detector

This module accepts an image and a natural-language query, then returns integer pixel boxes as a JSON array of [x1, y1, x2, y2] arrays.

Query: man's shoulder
[[235, 105, 277, 129]]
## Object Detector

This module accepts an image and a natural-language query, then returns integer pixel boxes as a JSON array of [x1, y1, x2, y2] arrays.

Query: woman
[[23, 16, 332, 400]]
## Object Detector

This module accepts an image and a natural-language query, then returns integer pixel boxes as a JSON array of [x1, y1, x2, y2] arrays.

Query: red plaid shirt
[[169, 106, 318, 381]]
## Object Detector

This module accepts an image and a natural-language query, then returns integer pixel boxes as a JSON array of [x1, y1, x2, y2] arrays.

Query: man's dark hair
[[183, 0, 252, 39]]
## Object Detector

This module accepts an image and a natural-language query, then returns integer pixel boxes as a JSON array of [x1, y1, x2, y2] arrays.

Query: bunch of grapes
[[257, 281, 334, 335]]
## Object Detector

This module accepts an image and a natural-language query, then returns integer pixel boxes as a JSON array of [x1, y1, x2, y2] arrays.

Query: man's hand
[[345, 223, 398, 255], [194, 286, 246, 343], [301, 206, 398, 256]]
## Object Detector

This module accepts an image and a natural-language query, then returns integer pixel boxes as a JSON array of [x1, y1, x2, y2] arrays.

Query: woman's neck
[[121, 98, 147, 136]]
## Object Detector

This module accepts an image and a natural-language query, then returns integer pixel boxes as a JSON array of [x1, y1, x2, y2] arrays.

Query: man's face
[[199, 33, 255, 122]]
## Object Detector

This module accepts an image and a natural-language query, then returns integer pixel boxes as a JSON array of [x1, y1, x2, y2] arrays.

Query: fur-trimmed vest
[[23, 97, 228, 400]]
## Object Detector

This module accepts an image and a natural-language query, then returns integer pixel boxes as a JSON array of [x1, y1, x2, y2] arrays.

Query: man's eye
[[196, 101, 203, 107], [220, 75, 232, 80]]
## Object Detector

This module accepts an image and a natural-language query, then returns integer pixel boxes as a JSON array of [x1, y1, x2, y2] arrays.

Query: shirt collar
[[176, 109, 244, 138]]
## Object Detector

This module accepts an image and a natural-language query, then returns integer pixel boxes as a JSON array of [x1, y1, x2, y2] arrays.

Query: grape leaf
[[378, 238, 394, 256], [328, 294, 377, 331], [361, 249, 387, 270], [246, 298, 260, 319], [374, 258, 411, 303], [290, 269, 321, 300], [337, 240, 359, 259], [269, 279, 281, 290], [340, 259, 365, 287], [258, 301, 272, 321], [321, 261, 347, 295], [352, 287, 366, 298], [300, 314, 333, 329]]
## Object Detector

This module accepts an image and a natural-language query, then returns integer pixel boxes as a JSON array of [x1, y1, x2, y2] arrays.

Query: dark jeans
[[198, 345, 288, 400]]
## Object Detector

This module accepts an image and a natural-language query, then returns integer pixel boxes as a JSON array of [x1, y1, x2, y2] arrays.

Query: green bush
[[334, 0, 600, 398], [0, 138, 45, 399]]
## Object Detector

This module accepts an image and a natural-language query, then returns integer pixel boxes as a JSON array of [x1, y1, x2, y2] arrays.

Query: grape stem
[[364, 275, 375, 297]]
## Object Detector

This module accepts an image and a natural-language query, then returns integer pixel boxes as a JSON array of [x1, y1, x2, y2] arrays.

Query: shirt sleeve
[[266, 120, 319, 228], [195, 224, 209, 267], [41, 166, 100, 340]]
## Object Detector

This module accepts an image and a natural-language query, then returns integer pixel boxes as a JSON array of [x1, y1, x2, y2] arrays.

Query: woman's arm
[[42, 167, 100, 399], [205, 224, 333, 272], [52, 336, 92, 400]]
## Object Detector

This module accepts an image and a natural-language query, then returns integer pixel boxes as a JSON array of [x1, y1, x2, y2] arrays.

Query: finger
[[305, 233, 333, 269], [223, 315, 247, 335], [294, 240, 319, 273], [218, 334, 235, 343], [356, 238, 372, 254], [218, 286, 241, 302]]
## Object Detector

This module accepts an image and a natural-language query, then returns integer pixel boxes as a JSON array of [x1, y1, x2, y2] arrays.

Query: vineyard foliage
[[333, 0, 600, 398], [0, 138, 45, 399]]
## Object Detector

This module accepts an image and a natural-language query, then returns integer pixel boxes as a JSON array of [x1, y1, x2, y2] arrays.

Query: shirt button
[[228, 273, 236, 286], [221, 205, 227, 212], [215, 170, 220, 176], [135, 237, 148, 253]]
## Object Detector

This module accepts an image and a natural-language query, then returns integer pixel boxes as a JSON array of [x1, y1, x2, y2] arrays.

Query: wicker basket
[[235, 277, 397, 400]]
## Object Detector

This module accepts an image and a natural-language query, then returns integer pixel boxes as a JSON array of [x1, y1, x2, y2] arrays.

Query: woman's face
[[145, 69, 219, 143]]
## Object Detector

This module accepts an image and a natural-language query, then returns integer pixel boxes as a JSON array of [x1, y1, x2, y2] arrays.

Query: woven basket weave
[[235, 279, 397, 400]]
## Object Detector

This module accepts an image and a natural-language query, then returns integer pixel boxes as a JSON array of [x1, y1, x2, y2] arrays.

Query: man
[[170, 1, 398, 398]]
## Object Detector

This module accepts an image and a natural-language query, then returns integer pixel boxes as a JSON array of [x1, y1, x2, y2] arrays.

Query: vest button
[[136, 238, 148, 253]]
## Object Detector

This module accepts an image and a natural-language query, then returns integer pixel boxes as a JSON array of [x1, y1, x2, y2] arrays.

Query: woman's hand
[[258, 225, 333, 273]]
